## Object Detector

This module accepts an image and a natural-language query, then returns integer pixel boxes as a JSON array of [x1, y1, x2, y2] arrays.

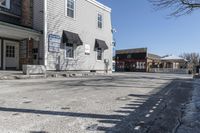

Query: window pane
[[0, 0, 6, 6], [98, 22, 102, 28], [98, 14, 103, 28], [97, 48, 102, 60], [67, 0, 74, 18], [6, 45, 15, 58], [68, 0, 74, 9], [67, 9, 74, 18], [66, 44, 74, 58]]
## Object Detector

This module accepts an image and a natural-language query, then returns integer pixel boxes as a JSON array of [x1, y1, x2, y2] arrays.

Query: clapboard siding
[[46, 0, 113, 71]]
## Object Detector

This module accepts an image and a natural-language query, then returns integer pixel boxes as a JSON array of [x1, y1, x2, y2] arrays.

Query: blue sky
[[98, 0, 200, 56]]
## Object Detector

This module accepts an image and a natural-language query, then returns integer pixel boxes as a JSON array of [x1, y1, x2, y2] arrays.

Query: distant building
[[115, 48, 161, 72], [160, 55, 187, 69], [115, 48, 188, 74], [150, 55, 188, 74]]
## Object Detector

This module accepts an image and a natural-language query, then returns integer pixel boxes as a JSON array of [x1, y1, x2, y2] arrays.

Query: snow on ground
[[177, 79, 200, 133]]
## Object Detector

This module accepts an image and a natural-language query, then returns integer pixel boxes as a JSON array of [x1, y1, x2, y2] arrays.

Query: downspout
[[43, 0, 48, 67]]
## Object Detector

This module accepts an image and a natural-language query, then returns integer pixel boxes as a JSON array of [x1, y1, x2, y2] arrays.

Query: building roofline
[[116, 48, 147, 54], [0, 21, 42, 35], [86, 0, 111, 12]]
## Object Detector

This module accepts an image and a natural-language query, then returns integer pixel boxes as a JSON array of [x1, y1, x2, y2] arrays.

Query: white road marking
[[145, 114, 151, 117], [134, 126, 141, 130], [149, 110, 154, 113]]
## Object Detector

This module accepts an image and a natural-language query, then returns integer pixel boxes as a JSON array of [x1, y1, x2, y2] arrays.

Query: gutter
[[0, 21, 41, 35], [43, 0, 48, 66]]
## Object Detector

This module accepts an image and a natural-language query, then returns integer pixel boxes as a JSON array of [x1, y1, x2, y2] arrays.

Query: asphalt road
[[0, 72, 197, 133]]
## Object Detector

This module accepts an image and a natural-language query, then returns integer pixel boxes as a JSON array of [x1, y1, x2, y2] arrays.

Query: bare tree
[[149, 0, 200, 16], [180, 52, 200, 73]]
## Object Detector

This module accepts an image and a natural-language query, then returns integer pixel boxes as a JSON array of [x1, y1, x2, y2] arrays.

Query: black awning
[[95, 39, 108, 50], [62, 30, 83, 45]]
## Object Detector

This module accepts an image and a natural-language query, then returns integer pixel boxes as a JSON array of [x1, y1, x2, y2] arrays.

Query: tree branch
[[149, 0, 200, 16]]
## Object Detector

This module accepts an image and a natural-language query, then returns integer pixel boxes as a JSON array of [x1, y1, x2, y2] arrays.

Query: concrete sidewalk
[[0, 70, 106, 80]]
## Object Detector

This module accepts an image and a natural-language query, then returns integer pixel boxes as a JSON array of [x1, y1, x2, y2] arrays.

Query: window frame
[[65, 43, 75, 59], [0, 0, 10, 9], [65, 0, 76, 19], [97, 13, 103, 29], [6, 45, 15, 58], [96, 47, 103, 61]]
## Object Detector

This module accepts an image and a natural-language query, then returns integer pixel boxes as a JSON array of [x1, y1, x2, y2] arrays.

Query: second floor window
[[0, 0, 10, 9], [98, 13, 103, 29], [67, 0, 75, 18]]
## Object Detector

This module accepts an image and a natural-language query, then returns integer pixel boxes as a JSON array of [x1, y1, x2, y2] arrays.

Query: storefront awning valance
[[95, 39, 108, 50], [62, 30, 83, 46]]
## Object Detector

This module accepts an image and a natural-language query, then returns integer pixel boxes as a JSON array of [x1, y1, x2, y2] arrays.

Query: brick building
[[0, 0, 42, 70], [115, 48, 161, 72]]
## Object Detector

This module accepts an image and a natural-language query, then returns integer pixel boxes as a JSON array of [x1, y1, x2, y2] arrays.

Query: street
[[0, 73, 199, 133]]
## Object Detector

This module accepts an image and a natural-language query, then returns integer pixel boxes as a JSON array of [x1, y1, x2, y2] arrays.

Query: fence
[[149, 68, 189, 74]]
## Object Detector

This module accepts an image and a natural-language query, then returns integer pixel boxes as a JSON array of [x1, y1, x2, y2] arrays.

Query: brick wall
[[21, 0, 33, 28]]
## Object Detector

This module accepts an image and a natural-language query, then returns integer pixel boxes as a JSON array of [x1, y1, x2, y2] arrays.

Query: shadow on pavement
[[0, 77, 194, 133]]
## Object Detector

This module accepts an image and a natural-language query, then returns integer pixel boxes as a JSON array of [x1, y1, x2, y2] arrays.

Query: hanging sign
[[85, 44, 90, 54], [48, 34, 61, 52]]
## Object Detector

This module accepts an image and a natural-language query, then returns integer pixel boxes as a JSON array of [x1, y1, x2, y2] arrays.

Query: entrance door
[[3, 40, 19, 70]]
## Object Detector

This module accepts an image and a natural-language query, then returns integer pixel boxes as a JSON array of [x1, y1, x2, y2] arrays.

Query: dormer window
[[0, 0, 10, 9]]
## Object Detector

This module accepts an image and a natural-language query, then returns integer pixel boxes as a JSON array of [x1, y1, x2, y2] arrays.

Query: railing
[[149, 68, 189, 74]]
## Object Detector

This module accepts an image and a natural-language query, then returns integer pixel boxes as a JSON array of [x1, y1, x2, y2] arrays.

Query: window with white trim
[[66, 43, 74, 58], [0, 0, 10, 9], [66, 0, 75, 18], [6, 45, 15, 58], [98, 13, 103, 29], [97, 48, 103, 60]]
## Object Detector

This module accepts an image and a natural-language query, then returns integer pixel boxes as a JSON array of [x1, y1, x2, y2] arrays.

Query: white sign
[[85, 44, 90, 54], [48, 34, 61, 52]]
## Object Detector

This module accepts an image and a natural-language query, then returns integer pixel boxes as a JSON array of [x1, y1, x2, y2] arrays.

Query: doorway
[[3, 40, 19, 70]]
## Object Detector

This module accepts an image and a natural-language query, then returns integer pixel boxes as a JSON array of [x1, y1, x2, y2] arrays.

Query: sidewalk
[[177, 79, 200, 133], [0, 70, 106, 80]]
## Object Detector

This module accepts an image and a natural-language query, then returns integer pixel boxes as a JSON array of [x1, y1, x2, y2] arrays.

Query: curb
[[0, 73, 107, 80]]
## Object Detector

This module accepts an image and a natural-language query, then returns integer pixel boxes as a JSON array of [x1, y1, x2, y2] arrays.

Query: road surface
[[0, 73, 198, 133]]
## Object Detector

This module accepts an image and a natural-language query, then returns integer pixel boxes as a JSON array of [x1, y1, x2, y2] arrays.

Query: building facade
[[115, 48, 156, 72], [0, 0, 42, 70], [44, 0, 113, 73], [0, 0, 113, 73], [115, 48, 188, 74]]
